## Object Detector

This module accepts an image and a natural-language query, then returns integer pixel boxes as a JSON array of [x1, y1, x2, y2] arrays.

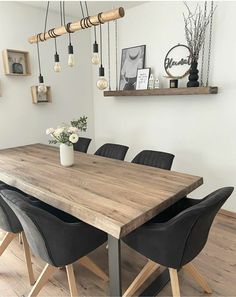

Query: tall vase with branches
[[183, 2, 215, 87]]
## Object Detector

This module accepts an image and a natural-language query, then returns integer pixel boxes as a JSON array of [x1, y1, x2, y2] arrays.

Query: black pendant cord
[[63, 1, 72, 44], [36, 36, 42, 77], [84, 1, 97, 42], [99, 24, 103, 67]]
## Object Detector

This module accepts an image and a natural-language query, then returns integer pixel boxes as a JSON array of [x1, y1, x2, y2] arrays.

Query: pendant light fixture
[[36, 35, 47, 94], [92, 28, 100, 65], [63, 2, 75, 67], [97, 24, 108, 90], [53, 38, 61, 72]]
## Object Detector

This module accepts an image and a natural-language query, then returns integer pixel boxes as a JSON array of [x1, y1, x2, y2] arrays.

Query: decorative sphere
[[97, 77, 108, 90]]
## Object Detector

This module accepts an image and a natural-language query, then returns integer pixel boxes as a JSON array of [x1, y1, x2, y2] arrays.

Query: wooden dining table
[[0, 144, 203, 296]]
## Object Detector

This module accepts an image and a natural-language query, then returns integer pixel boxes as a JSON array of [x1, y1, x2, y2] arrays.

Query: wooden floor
[[0, 214, 235, 297]]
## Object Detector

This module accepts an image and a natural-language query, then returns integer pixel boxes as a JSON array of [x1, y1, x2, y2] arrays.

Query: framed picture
[[119, 45, 146, 90], [136, 68, 150, 90], [2, 49, 31, 76], [31, 86, 52, 104]]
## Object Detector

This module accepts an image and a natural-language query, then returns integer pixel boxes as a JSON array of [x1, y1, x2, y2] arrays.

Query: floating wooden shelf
[[104, 86, 218, 97], [31, 86, 52, 104], [2, 49, 31, 76]]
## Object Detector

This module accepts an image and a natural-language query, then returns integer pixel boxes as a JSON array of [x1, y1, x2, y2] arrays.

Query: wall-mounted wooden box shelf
[[104, 86, 218, 97], [31, 86, 52, 104], [2, 49, 31, 76]]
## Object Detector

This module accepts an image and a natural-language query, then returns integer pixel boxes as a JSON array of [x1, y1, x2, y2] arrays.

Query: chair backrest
[[73, 137, 91, 153], [132, 150, 175, 170], [1, 189, 107, 267], [165, 187, 234, 268], [0, 182, 22, 233], [94, 143, 129, 161]]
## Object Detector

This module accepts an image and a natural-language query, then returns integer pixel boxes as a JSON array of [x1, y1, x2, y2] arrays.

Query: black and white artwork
[[119, 45, 146, 90]]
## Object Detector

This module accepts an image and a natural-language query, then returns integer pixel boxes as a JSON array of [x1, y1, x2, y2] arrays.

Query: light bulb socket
[[93, 41, 99, 53], [38, 74, 44, 84], [99, 65, 105, 77], [54, 53, 60, 62], [68, 44, 74, 54]]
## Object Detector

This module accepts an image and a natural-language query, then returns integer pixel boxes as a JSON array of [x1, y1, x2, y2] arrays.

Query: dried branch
[[183, 2, 216, 61]]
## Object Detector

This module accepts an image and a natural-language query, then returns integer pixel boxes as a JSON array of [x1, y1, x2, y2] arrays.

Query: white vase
[[60, 144, 74, 167]]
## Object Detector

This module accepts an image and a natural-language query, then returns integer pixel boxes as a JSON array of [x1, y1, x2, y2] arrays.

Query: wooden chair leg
[[0, 232, 16, 256], [21, 232, 35, 286], [184, 263, 212, 294], [79, 256, 109, 281], [28, 263, 57, 297], [19, 233, 23, 244], [66, 264, 78, 297], [169, 268, 181, 297], [123, 260, 160, 297]]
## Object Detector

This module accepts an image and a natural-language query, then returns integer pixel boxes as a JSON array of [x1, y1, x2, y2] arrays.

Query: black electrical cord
[[99, 24, 103, 66], [36, 34, 42, 75]]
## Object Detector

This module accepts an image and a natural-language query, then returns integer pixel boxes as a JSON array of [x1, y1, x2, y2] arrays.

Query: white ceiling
[[21, 1, 145, 18]]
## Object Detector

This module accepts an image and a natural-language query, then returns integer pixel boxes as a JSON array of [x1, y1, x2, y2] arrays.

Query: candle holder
[[170, 79, 178, 88]]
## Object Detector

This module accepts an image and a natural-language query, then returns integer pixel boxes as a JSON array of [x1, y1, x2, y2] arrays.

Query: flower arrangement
[[46, 116, 87, 146]]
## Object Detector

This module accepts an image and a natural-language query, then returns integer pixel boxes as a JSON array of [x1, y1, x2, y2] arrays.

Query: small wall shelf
[[104, 86, 218, 97], [31, 86, 52, 104], [2, 49, 31, 76]]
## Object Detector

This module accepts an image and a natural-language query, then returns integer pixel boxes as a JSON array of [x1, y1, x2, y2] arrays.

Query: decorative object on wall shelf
[[148, 73, 155, 89], [170, 79, 178, 88], [103, 86, 218, 97], [136, 68, 150, 90], [2, 49, 31, 76], [164, 44, 191, 79], [119, 45, 146, 90], [31, 86, 52, 104], [183, 2, 216, 87]]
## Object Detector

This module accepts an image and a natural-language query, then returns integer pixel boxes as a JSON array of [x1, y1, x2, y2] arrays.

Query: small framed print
[[136, 68, 150, 90]]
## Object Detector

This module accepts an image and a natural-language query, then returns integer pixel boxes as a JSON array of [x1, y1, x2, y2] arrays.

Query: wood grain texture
[[103, 87, 218, 97], [0, 144, 203, 238]]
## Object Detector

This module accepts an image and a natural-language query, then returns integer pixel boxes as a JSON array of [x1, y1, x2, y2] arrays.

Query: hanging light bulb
[[97, 65, 108, 90], [92, 41, 100, 65], [38, 74, 47, 94], [68, 43, 75, 67], [54, 52, 61, 72]]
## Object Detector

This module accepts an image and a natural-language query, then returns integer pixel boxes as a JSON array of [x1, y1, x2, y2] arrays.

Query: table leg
[[108, 235, 122, 296]]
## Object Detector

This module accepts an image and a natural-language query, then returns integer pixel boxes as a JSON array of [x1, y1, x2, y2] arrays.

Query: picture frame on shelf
[[119, 45, 146, 91], [2, 49, 31, 76], [136, 68, 150, 90], [31, 86, 52, 104]]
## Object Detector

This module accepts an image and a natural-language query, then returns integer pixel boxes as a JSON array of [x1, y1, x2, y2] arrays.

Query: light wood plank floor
[[0, 214, 235, 297]]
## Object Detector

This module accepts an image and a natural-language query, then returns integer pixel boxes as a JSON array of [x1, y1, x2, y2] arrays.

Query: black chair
[[132, 150, 175, 170], [1, 189, 108, 297], [73, 137, 91, 153], [123, 187, 234, 297], [0, 181, 35, 285], [94, 143, 129, 161]]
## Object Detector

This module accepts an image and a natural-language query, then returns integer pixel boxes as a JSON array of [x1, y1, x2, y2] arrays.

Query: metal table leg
[[108, 235, 122, 296]]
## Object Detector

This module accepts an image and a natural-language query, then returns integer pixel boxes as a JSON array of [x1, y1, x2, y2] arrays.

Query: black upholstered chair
[[1, 189, 108, 297], [73, 137, 91, 153], [0, 181, 35, 285], [94, 143, 129, 160], [132, 150, 175, 170], [123, 187, 234, 297]]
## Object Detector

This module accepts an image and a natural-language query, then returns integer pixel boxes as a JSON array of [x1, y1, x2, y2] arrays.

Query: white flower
[[54, 127, 64, 137], [69, 133, 79, 144], [46, 128, 55, 135], [68, 126, 79, 133]]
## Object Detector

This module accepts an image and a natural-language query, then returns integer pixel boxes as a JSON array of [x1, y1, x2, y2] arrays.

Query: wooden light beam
[[28, 7, 124, 44]]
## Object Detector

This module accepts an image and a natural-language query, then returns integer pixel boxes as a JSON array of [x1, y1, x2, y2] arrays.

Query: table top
[[0, 144, 203, 238]]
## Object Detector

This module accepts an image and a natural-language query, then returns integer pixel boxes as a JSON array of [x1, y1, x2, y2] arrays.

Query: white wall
[[92, 1, 236, 211], [0, 2, 95, 151]]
